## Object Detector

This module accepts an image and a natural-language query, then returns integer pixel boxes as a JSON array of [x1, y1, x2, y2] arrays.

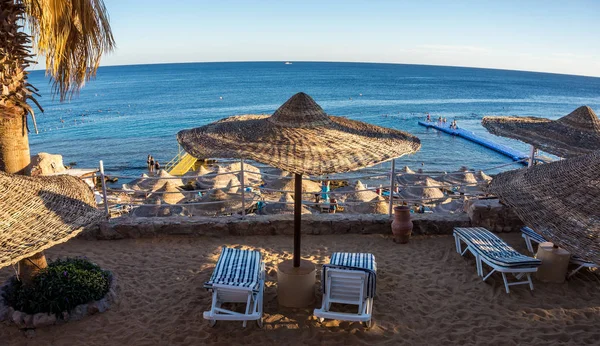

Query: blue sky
[[36, 0, 600, 76]]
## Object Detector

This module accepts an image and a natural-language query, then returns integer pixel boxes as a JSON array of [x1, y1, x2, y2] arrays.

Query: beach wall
[[85, 206, 523, 240]]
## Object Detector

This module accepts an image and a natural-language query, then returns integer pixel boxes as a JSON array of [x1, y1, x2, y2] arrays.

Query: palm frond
[[22, 0, 115, 101]]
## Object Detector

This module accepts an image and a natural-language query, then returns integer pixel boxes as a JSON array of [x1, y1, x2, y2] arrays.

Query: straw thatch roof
[[177, 93, 420, 175], [152, 181, 186, 204], [486, 151, 600, 263], [482, 106, 600, 158], [197, 166, 241, 190], [0, 172, 105, 269], [132, 197, 189, 217], [347, 195, 389, 214], [258, 193, 312, 215], [264, 177, 322, 195], [398, 177, 446, 203], [345, 180, 379, 203], [222, 162, 262, 185], [432, 197, 466, 214], [184, 189, 254, 217], [126, 170, 184, 192]]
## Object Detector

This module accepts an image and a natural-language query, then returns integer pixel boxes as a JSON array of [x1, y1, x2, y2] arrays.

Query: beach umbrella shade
[[264, 176, 322, 196], [344, 180, 379, 203], [185, 189, 255, 217], [152, 181, 186, 204], [133, 196, 188, 217], [178, 92, 421, 267], [486, 150, 600, 263], [348, 195, 389, 214], [223, 161, 262, 185], [197, 166, 241, 190], [482, 106, 600, 158], [258, 193, 313, 215], [398, 177, 446, 204], [0, 171, 105, 270], [127, 170, 184, 192]]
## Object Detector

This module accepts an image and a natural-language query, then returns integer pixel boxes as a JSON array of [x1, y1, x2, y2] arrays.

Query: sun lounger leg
[[522, 234, 534, 254], [567, 265, 585, 278], [482, 268, 496, 282], [527, 274, 534, 290], [501, 273, 510, 294], [454, 234, 461, 254]]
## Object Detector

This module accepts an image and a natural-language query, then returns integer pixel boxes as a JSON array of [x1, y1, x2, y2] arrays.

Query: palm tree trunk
[[1, 0, 47, 284], [0, 113, 31, 175]]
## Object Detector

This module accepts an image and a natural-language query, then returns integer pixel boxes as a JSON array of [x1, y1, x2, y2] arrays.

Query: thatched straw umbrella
[[223, 161, 262, 185], [264, 176, 322, 196], [133, 196, 188, 217], [398, 177, 446, 204], [197, 166, 240, 190], [152, 181, 186, 204], [348, 195, 389, 214], [344, 180, 379, 203], [177, 92, 420, 275], [0, 171, 104, 279], [432, 197, 466, 213], [185, 189, 253, 217], [482, 106, 600, 158], [486, 150, 599, 263], [258, 193, 312, 215], [127, 170, 184, 192]]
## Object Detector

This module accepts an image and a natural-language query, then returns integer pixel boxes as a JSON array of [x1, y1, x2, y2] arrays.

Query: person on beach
[[321, 179, 330, 202], [426, 113, 431, 122], [147, 155, 151, 171], [154, 161, 160, 171], [451, 119, 458, 129], [329, 198, 338, 213], [149, 156, 155, 173]]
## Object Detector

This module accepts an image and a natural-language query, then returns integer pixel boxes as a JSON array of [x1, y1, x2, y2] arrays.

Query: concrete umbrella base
[[277, 259, 316, 308]]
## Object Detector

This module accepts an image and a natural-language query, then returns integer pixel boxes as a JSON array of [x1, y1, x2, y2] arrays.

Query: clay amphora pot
[[391, 206, 413, 244]]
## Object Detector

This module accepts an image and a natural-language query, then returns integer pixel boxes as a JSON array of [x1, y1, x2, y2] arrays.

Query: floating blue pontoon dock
[[418, 120, 529, 164]]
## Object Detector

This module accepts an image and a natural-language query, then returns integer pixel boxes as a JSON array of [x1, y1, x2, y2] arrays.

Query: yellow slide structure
[[167, 152, 197, 176]]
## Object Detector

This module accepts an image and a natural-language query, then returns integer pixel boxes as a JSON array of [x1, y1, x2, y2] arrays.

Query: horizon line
[[28, 60, 600, 80]]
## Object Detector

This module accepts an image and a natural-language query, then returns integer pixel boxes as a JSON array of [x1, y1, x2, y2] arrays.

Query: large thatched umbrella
[[0, 171, 104, 277], [197, 166, 240, 190], [258, 193, 313, 215], [185, 189, 254, 217], [482, 106, 600, 158], [177, 92, 420, 270], [486, 150, 599, 263], [348, 195, 389, 214], [264, 176, 322, 196]]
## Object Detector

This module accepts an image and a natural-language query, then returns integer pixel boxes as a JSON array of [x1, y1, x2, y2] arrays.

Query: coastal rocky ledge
[[83, 200, 522, 240], [0, 273, 118, 331]]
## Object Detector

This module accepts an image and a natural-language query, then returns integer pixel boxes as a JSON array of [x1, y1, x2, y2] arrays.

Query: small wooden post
[[240, 158, 246, 217], [99, 160, 109, 216], [388, 159, 396, 217], [294, 173, 302, 268]]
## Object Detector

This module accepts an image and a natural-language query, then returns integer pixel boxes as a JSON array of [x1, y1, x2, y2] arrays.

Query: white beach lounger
[[453, 227, 541, 293], [314, 252, 376, 328], [521, 226, 598, 278], [203, 247, 265, 328]]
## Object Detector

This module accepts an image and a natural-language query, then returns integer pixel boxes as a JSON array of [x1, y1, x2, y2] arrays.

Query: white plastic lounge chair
[[453, 227, 541, 293], [203, 247, 265, 328], [314, 252, 376, 328], [521, 226, 598, 278]]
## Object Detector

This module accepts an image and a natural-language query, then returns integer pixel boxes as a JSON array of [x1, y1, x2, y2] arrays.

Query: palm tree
[[0, 0, 114, 283]]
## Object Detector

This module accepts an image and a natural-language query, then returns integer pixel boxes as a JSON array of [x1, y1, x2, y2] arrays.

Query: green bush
[[2, 257, 111, 316]]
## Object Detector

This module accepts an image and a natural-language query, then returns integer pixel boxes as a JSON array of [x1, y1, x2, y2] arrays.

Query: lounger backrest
[[326, 268, 367, 305], [204, 247, 262, 291]]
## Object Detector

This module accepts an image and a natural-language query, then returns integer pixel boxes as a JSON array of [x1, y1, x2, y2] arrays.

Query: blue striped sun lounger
[[315, 252, 377, 327], [204, 247, 262, 291], [322, 252, 377, 298], [453, 227, 541, 293], [521, 226, 598, 278], [203, 247, 264, 328]]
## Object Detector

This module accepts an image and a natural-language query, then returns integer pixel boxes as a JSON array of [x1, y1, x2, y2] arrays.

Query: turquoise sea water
[[27, 62, 600, 177]]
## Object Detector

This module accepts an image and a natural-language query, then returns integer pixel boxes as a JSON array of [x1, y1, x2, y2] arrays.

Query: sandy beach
[[1, 233, 598, 345]]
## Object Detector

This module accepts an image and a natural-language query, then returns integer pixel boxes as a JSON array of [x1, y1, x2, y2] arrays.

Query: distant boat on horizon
[[285, 61, 293, 65]]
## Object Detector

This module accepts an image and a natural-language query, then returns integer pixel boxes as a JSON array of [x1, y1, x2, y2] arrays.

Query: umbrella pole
[[528, 145, 536, 167], [293, 173, 302, 267]]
